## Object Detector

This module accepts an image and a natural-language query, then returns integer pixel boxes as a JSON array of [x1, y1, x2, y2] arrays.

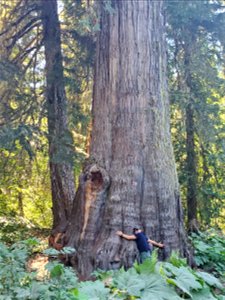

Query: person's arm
[[148, 239, 164, 248], [116, 231, 136, 240]]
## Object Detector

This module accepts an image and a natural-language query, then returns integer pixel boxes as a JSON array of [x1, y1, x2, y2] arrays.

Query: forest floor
[[27, 254, 49, 279]]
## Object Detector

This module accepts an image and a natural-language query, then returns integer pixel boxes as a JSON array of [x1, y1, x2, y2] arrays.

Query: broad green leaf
[[71, 288, 89, 300], [62, 267, 78, 288], [45, 262, 65, 278], [92, 269, 114, 280], [61, 247, 76, 254], [194, 256, 208, 266], [43, 248, 60, 256], [163, 264, 202, 296], [196, 271, 223, 290], [167, 277, 192, 297], [194, 241, 210, 253], [163, 262, 180, 276], [50, 264, 64, 278], [0, 242, 9, 256], [78, 280, 110, 300], [14, 287, 30, 299], [29, 281, 50, 300], [113, 268, 145, 297], [190, 286, 218, 300], [170, 266, 202, 295], [140, 273, 181, 300]]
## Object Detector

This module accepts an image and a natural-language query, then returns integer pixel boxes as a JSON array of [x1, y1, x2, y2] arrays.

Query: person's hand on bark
[[116, 230, 123, 237]]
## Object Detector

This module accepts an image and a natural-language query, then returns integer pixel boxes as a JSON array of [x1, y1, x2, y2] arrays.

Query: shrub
[[0, 238, 224, 299], [190, 230, 225, 278], [0, 216, 49, 245]]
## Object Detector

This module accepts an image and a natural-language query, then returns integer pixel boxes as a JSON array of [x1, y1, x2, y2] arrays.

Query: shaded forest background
[[0, 0, 225, 234]]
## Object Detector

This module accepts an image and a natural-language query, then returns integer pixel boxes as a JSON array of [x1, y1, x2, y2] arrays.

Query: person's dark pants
[[140, 251, 151, 263]]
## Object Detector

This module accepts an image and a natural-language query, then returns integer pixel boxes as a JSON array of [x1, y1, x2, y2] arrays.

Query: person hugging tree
[[116, 227, 164, 263]]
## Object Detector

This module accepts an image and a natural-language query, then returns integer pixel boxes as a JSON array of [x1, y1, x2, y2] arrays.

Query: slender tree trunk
[[41, 0, 75, 235], [18, 191, 24, 217], [185, 103, 198, 232], [199, 144, 210, 226], [65, 0, 188, 278], [184, 42, 198, 232]]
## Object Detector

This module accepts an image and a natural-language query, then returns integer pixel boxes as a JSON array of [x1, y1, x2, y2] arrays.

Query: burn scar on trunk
[[80, 165, 105, 240]]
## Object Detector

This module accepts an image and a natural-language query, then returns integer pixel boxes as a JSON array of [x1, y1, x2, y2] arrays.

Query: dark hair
[[133, 227, 139, 234]]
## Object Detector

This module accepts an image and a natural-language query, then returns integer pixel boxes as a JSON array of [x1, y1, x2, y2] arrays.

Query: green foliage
[[167, 0, 225, 228], [43, 246, 76, 257], [190, 230, 225, 277], [0, 217, 35, 244], [0, 0, 93, 226], [74, 280, 110, 300], [190, 286, 219, 300], [0, 124, 35, 158], [161, 251, 224, 299], [196, 271, 223, 290], [0, 60, 21, 82], [0, 239, 78, 300], [0, 217, 49, 245], [0, 239, 37, 298], [164, 264, 202, 297], [0, 140, 52, 228], [134, 249, 158, 274], [0, 216, 49, 245], [92, 268, 114, 281], [168, 251, 188, 268], [0, 238, 224, 300], [103, 0, 116, 15], [140, 273, 180, 300], [113, 267, 145, 297]]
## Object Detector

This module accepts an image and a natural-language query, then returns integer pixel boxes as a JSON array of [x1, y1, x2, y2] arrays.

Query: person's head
[[133, 227, 142, 234]]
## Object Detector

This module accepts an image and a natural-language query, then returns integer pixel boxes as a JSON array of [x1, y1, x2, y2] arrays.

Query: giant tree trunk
[[41, 0, 75, 235], [65, 0, 188, 278]]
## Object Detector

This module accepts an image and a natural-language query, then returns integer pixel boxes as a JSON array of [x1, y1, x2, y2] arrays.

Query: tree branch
[[6, 18, 41, 50], [22, 40, 43, 73], [12, 34, 39, 63], [0, 5, 39, 37]]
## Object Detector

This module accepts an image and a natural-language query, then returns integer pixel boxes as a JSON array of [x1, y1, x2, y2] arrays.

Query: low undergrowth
[[0, 216, 49, 245], [190, 230, 225, 278], [0, 237, 224, 300]]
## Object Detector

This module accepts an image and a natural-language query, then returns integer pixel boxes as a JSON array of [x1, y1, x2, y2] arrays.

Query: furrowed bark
[[186, 103, 198, 232], [184, 39, 198, 233], [41, 0, 75, 236], [65, 0, 188, 278]]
